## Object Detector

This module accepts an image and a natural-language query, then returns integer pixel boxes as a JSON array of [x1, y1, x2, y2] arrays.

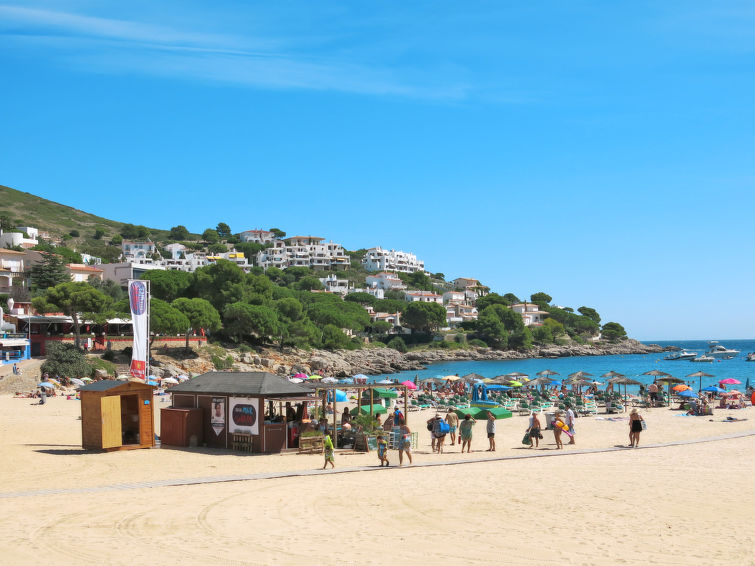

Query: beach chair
[[518, 401, 532, 416]]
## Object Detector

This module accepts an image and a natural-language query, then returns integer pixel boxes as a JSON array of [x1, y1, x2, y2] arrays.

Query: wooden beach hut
[[167, 371, 317, 453], [79, 379, 155, 451]]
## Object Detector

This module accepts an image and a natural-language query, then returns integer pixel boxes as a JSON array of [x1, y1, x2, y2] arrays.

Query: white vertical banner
[[128, 279, 150, 380]]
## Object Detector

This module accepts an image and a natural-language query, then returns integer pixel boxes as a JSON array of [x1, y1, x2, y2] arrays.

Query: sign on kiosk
[[228, 398, 259, 435]]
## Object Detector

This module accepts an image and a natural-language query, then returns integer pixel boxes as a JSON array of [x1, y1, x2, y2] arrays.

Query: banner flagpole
[[128, 279, 150, 380]]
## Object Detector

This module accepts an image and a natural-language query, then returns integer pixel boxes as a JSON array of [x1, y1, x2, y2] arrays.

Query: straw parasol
[[537, 369, 560, 378], [462, 373, 485, 382], [607, 376, 642, 411], [567, 371, 593, 380], [528, 376, 557, 388], [504, 372, 529, 379], [655, 375, 685, 406], [686, 370, 714, 393]]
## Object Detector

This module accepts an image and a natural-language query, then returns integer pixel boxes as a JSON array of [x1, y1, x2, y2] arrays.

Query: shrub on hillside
[[387, 337, 407, 353]]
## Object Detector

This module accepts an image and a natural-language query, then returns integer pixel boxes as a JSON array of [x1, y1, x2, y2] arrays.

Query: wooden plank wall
[[81, 393, 103, 450]]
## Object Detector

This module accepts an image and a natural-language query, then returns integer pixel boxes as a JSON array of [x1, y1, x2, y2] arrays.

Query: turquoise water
[[371, 339, 755, 392]]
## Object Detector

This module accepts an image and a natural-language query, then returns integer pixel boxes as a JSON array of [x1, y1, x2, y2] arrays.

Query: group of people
[[425, 409, 498, 454]]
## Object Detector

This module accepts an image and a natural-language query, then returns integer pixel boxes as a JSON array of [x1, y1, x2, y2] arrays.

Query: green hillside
[[0, 184, 180, 259]]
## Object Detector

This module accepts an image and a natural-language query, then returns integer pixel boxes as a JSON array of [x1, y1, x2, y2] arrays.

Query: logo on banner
[[129, 281, 148, 315], [232, 403, 257, 427], [130, 359, 146, 380]]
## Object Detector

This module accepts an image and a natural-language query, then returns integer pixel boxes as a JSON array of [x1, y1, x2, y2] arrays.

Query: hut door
[[101, 396, 122, 449]]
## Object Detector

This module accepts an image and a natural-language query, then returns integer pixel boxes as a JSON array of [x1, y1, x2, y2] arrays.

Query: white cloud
[[0, 4, 467, 99]]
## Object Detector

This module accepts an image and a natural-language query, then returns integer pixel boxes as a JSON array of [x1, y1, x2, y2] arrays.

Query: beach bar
[[167, 371, 317, 453], [79, 380, 156, 451]]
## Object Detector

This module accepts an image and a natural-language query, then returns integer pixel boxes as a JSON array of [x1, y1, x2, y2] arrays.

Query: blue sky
[[1, 1, 754, 340]]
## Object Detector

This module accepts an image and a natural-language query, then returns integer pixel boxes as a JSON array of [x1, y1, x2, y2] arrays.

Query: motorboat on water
[[746, 352, 755, 362], [691, 355, 714, 363], [706, 341, 740, 360], [664, 350, 698, 361]]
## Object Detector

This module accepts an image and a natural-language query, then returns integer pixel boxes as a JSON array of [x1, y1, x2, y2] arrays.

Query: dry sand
[[1, 394, 753, 565]]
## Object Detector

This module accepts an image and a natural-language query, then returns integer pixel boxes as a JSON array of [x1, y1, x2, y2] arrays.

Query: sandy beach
[[1, 393, 753, 565]]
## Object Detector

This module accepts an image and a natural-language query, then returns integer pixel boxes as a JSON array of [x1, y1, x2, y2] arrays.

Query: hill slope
[[0, 184, 178, 255]]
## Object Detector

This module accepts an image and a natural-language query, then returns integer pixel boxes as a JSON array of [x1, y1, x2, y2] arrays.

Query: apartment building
[[362, 247, 424, 273]]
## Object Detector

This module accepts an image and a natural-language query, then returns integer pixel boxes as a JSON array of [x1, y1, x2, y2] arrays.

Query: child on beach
[[377, 435, 389, 467], [322, 433, 335, 469]]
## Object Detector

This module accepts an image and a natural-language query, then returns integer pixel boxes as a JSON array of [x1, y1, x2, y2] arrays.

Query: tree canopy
[[30, 253, 69, 290], [172, 297, 221, 333], [141, 270, 193, 302], [402, 301, 446, 332], [32, 282, 111, 347], [150, 298, 190, 336], [601, 322, 627, 342], [169, 225, 190, 240]]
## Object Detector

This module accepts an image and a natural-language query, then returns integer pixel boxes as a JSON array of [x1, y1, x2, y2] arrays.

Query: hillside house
[[362, 247, 424, 273], [511, 303, 549, 327], [365, 272, 406, 291]]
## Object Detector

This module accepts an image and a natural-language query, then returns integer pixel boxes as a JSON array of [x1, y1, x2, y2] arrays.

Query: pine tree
[[30, 253, 69, 291]]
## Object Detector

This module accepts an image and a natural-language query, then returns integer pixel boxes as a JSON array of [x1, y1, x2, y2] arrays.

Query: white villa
[[319, 274, 350, 295], [347, 283, 385, 300], [0, 228, 38, 249], [365, 272, 406, 291], [80, 253, 101, 265], [361, 247, 424, 273], [121, 240, 156, 260], [511, 303, 549, 327], [238, 229, 277, 244], [206, 251, 251, 272], [363, 306, 402, 329], [404, 290, 443, 304], [256, 236, 349, 271], [442, 290, 466, 304]]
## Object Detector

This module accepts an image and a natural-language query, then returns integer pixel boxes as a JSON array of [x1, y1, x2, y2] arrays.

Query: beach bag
[[438, 420, 450, 435], [641, 420, 647, 430], [427, 422, 434, 432], [521, 431, 532, 445]]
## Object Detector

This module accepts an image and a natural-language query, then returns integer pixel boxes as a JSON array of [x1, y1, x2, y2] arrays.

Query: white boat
[[664, 350, 698, 361], [691, 355, 714, 363], [746, 352, 755, 362], [706, 341, 740, 360]]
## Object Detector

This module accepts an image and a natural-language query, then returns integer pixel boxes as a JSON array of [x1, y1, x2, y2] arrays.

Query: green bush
[[468, 338, 488, 348], [212, 354, 234, 370], [387, 336, 407, 353], [87, 357, 116, 377], [101, 350, 116, 362], [237, 344, 253, 353]]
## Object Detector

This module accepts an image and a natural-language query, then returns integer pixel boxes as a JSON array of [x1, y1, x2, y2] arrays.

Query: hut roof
[[169, 371, 314, 397], [79, 380, 145, 392]]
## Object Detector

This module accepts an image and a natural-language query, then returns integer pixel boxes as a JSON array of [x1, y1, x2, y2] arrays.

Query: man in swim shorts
[[445, 409, 459, 446]]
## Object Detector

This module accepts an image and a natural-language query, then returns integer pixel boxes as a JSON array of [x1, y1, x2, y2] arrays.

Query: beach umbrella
[[176, 375, 189, 382], [508, 381, 523, 387], [529, 376, 556, 388], [377, 379, 393, 384], [146, 380, 159, 386], [607, 376, 642, 411], [687, 370, 715, 392], [655, 375, 684, 406], [48, 378, 61, 386], [37, 381, 55, 389], [678, 389, 697, 398], [401, 380, 417, 390], [116, 374, 131, 381], [162, 377, 179, 384], [601, 371, 625, 378], [462, 373, 484, 381], [444, 375, 460, 381], [352, 374, 369, 381], [504, 372, 528, 379], [321, 377, 338, 384], [293, 373, 307, 378], [537, 369, 560, 378], [289, 378, 304, 384], [673, 384, 690, 392], [567, 371, 593, 379], [482, 378, 495, 384], [307, 374, 323, 380], [702, 385, 725, 393], [718, 378, 741, 385], [643, 370, 671, 378], [70, 378, 85, 387]]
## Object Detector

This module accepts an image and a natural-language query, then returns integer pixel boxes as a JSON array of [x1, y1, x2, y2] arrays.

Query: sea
[[371, 339, 755, 392]]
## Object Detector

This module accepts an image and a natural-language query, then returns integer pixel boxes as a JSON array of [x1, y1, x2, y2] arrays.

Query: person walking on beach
[[445, 409, 459, 446], [552, 411, 565, 449], [629, 408, 644, 448], [528, 412, 542, 448], [398, 423, 413, 466], [428, 414, 446, 454], [322, 433, 335, 469], [459, 414, 476, 453], [565, 405, 576, 445], [377, 434, 389, 467], [486, 411, 496, 451]]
